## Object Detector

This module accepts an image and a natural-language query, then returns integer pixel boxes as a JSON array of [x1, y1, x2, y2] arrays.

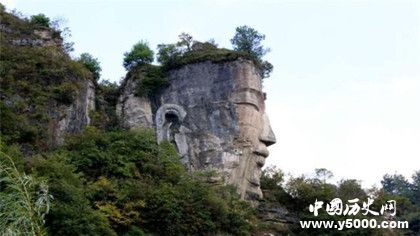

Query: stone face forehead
[[232, 60, 263, 92], [165, 59, 263, 104]]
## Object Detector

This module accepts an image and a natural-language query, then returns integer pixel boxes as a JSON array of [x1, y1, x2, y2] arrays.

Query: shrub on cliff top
[[30, 13, 50, 28], [78, 52, 102, 81], [156, 31, 270, 78], [123, 40, 154, 70], [134, 65, 169, 97], [231, 25, 273, 78]]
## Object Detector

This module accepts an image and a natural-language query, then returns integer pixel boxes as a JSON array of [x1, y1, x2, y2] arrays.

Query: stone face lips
[[117, 58, 276, 200]]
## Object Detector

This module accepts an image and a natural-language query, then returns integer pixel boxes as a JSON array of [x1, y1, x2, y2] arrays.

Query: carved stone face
[[156, 59, 276, 200]]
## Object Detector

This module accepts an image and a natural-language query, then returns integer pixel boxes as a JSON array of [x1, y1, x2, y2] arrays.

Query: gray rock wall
[[116, 76, 154, 129], [52, 79, 95, 145], [117, 58, 276, 201]]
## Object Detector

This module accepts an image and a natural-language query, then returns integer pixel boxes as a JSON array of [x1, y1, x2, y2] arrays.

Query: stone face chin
[[117, 58, 276, 200]]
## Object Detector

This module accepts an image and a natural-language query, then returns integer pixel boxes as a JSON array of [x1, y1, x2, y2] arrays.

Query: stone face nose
[[259, 113, 276, 146]]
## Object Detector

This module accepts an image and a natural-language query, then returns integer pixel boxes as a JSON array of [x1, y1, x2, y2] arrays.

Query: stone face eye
[[165, 112, 179, 123]]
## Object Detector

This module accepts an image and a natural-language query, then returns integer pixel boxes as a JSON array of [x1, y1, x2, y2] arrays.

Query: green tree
[[31, 154, 116, 235], [30, 13, 50, 27], [411, 171, 420, 205], [337, 179, 367, 201], [231, 25, 273, 78], [231, 25, 269, 60], [260, 165, 285, 190], [381, 173, 411, 197], [79, 53, 101, 81], [156, 43, 181, 66], [315, 168, 333, 184], [177, 32, 194, 51], [123, 40, 154, 70]]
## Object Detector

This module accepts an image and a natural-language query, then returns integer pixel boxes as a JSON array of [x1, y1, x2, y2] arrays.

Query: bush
[[123, 41, 154, 70], [26, 128, 256, 235], [30, 13, 50, 27], [30, 153, 116, 235], [156, 43, 182, 67], [52, 82, 78, 105], [78, 53, 102, 81], [0, 13, 91, 151], [134, 65, 169, 97], [91, 80, 120, 130], [156, 34, 263, 75]]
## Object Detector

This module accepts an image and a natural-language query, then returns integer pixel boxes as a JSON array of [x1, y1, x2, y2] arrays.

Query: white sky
[[2, 0, 419, 188]]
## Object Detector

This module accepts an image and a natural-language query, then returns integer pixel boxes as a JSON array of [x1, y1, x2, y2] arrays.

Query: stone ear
[[155, 104, 187, 143]]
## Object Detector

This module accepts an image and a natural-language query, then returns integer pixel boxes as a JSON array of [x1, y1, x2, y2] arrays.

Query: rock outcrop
[[0, 9, 95, 151], [52, 79, 95, 145], [117, 58, 276, 200], [116, 75, 153, 129]]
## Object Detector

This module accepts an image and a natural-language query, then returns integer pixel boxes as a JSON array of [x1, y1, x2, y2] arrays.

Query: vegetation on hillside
[[155, 32, 262, 72], [25, 128, 256, 235], [259, 166, 420, 235], [0, 142, 52, 236], [78, 53, 102, 81], [0, 7, 94, 152], [1, 6, 418, 235]]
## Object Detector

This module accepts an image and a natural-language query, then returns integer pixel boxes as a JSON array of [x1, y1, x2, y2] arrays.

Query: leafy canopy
[[231, 25, 269, 60], [123, 40, 154, 70], [79, 52, 102, 81], [231, 25, 273, 78], [30, 13, 50, 27]]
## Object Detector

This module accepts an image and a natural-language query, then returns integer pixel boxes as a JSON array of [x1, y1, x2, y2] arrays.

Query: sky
[[2, 0, 420, 188]]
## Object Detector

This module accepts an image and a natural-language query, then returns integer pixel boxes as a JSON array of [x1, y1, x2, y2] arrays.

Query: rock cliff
[[1, 7, 277, 202], [0, 10, 95, 152], [52, 79, 95, 145], [117, 57, 276, 200]]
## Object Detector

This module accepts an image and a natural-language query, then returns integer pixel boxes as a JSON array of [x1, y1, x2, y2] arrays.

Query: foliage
[[0, 10, 92, 152], [177, 32, 194, 51], [381, 173, 412, 197], [260, 167, 420, 235], [52, 82, 79, 105], [315, 168, 334, 184], [156, 33, 194, 66], [156, 31, 269, 79], [411, 171, 420, 205], [30, 14, 50, 28], [91, 80, 120, 130], [133, 65, 169, 97], [260, 165, 285, 190], [337, 179, 367, 201], [143, 180, 255, 236], [123, 41, 154, 70], [0, 142, 52, 236], [157, 43, 183, 67], [158, 44, 255, 70], [22, 128, 256, 235], [231, 25, 269, 60], [30, 153, 116, 235], [79, 53, 102, 81], [231, 25, 273, 78]]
